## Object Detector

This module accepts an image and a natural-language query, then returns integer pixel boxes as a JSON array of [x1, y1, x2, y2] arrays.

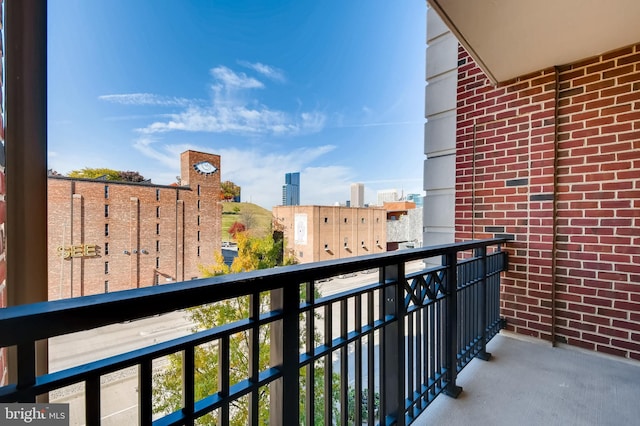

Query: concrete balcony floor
[[416, 332, 640, 425]]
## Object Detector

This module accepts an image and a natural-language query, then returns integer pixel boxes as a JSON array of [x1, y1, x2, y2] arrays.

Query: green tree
[[220, 180, 241, 201], [152, 232, 337, 424], [67, 167, 146, 182], [68, 167, 121, 180]]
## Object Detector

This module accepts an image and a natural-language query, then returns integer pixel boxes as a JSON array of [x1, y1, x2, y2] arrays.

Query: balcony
[[420, 332, 640, 425], [0, 238, 507, 425]]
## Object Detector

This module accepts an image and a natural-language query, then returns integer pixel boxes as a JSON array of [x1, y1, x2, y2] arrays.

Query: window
[[156, 240, 159, 252], [361, 241, 365, 247], [104, 281, 109, 293], [104, 262, 109, 274], [156, 223, 160, 235], [156, 206, 160, 218], [105, 224, 109, 237], [197, 215, 200, 226], [104, 185, 109, 199], [361, 218, 365, 224], [344, 238, 348, 248], [344, 218, 348, 223], [197, 200, 201, 210], [197, 184, 201, 196], [104, 204, 109, 218], [155, 257, 160, 268], [324, 243, 329, 250], [156, 189, 160, 201], [324, 217, 328, 223], [104, 242, 109, 255], [197, 246, 200, 257], [197, 231, 200, 242]]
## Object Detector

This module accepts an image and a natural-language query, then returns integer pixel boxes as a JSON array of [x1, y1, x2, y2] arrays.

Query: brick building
[[425, 3, 640, 360], [385, 201, 423, 251], [272, 205, 386, 264], [47, 150, 221, 299]]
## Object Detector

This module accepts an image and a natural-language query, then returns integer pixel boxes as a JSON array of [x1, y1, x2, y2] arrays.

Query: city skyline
[[47, 1, 426, 209]]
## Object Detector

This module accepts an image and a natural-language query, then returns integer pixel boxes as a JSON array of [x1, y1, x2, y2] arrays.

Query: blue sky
[[48, 1, 426, 209]]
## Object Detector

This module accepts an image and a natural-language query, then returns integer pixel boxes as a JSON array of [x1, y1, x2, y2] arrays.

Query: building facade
[[425, 4, 640, 360], [376, 189, 398, 206], [273, 205, 386, 264], [350, 183, 364, 207], [47, 150, 222, 299], [282, 172, 300, 206], [405, 193, 424, 207], [385, 201, 422, 250]]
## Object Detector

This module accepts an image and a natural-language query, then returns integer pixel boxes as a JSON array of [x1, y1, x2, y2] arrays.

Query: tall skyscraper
[[377, 189, 399, 206], [282, 172, 300, 206], [350, 183, 364, 207], [406, 193, 424, 207]]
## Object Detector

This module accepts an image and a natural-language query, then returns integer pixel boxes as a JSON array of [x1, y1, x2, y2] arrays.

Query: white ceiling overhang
[[428, 0, 640, 83]]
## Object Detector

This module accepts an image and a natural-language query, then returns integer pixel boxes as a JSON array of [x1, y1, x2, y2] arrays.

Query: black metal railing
[[0, 238, 507, 425]]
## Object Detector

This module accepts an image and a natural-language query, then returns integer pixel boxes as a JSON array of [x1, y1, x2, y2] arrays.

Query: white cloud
[[238, 61, 286, 82], [300, 112, 326, 133], [102, 62, 334, 206], [210, 66, 264, 89], [137, 106, 323, 135], [300, 166, 355, 205], [99, 93, 192, 107], [336, 120, 422, 129], [127, 64, 325, 136], [132, 136, 178, 169], [135, 139, 347, 208], [104, 114, 173, 122]]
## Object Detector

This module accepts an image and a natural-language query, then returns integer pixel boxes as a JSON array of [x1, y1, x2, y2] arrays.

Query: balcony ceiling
[[428, 0, 640, 83]]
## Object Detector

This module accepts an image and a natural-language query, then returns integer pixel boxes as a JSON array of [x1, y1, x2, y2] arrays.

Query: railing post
[[138, 360, 152, 425], [443, 252, 462, 398], [476, 246, 492, 361], [381, 262, 406, 425], [16, 343, 36, 401], [270, 284, 299, 425], [248, 292, 260, 426]]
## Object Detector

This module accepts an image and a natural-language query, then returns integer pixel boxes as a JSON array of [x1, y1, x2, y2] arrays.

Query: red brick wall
[[455, 44, 640, 360], [180, 150, 223, 280], [272, 205, 387, 264], [47, 151, 222, 298]]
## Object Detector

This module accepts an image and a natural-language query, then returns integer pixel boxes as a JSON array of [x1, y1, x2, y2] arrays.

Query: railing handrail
[[0, 238, 507, 347]]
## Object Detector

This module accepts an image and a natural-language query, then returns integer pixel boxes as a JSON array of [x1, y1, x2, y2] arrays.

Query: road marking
[[101, 404, 138, 421], [79, 404, 138, 426]]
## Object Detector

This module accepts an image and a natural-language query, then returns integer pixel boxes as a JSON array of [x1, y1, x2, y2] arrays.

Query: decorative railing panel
[[0, 239, 507, 425]]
